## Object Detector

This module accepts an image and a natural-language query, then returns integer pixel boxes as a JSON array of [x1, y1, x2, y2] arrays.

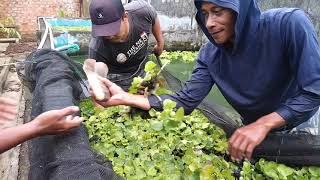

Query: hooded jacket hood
[[194, 0, 261, 52]]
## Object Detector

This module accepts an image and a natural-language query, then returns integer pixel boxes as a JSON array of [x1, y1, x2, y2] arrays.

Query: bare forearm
[[152, 18, 164, 46], [123, 93, 151, 110], [228, 112, 287, 160], [255, 112, 287, 131], [0, 122, 39, 153]]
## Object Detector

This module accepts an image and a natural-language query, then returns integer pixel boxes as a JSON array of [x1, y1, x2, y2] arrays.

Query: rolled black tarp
[[17, 49, 116, 180]]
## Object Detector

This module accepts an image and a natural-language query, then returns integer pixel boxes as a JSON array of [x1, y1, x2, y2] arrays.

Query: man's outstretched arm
[[0, 106, 83, 153], [92, 77, 151, 110]]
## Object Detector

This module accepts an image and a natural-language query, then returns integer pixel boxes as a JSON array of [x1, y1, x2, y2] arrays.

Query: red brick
[[1, 0, 80, 41]]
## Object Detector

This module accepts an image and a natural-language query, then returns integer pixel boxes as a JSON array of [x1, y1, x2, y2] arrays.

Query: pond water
[[164, 63, 233, 109]]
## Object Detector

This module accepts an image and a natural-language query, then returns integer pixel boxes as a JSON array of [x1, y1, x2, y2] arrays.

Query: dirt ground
[[0, 42, 35, 180], [4, 42, 37, 55]]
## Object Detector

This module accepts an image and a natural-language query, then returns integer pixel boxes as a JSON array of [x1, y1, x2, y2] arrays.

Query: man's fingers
[[57, 106, 80, 117], [94, 102, 104, 108], [0, 112, 17, 121], [228, 130, 238, 144], [245, 143, 255, 160], [0, 97, 17, 106], [0, 119, 9, 124], [236, 139, 249, 161], [229, 137, 243, 161], [98, 77, 113, 88], [0, 103, 17, 114], [228, 130, 244, 161], [65, 116, 84, 128]]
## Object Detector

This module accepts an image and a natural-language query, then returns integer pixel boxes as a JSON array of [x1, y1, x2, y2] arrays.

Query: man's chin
[[213, 39, 224, 44]]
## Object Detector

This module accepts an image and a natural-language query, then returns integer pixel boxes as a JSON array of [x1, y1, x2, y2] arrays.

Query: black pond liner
[[16, 49, 319, 180], [17, 49, 116, 180]]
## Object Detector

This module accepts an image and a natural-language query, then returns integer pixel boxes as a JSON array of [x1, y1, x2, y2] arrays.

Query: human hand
[[228, 112, 286, 161], [228, 122, 270, 161], [30, 106, 83, 135], [91, 77, 128, 107], [0, 97, 18, 124], [153, 42, 164, 56]]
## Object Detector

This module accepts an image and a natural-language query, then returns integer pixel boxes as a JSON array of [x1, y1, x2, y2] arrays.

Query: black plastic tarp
[[17, 49, 115, 180]]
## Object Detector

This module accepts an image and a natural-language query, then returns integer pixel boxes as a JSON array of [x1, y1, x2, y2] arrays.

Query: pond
[[164, 62, 233, 109]]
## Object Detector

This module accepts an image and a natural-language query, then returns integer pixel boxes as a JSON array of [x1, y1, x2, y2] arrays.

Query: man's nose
[[206, 14, 218, 28]]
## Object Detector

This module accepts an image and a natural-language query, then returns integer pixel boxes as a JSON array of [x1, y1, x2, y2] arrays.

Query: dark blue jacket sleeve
[[276, 10, 320, 126], [148, 58, 215, 114]]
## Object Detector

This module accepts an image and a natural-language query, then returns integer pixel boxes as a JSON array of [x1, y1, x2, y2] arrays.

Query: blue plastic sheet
[[48, 18, 92, 27]]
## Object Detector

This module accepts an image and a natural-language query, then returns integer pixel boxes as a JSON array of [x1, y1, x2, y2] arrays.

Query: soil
[[4, 42, 37, 55]]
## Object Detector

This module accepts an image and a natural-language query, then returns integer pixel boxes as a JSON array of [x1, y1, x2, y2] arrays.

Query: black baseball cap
[[89, 0, 125, 37]]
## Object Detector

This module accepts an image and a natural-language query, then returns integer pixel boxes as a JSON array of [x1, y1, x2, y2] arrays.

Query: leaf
[[309, 166, 320, 177], [149, 109, 157, 117], [150, 120, 163, 131], [144, 61, 157, 72], [128, 77, 143, 93], [189, 163, 198, 172], [200, 164, 214, 180], [163, 99, 177, 111], [277, 164, 294, 178], [165, 120, 180, 130], [260, 161, 279, 179], [175, 107, 185, 121]]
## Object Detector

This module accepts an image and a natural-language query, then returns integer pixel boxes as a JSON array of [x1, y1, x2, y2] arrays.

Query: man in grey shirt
[[89, 0, 164, 90]]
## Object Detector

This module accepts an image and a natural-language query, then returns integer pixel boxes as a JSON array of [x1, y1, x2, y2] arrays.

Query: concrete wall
[[148, 0, 205, 50]]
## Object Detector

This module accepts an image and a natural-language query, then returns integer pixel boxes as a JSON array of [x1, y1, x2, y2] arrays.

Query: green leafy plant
[[160, 51, 198, 64], [0, 17, 21, 39], [57, 9, 65, 18], [80, 52, 320, 179], [128, 61, 171, 96], [81, 99, 236, 179]]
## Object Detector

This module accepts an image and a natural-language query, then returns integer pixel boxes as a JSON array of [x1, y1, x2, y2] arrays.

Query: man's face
[[200, 2, 236, 44], [104, 13, 129, 43]]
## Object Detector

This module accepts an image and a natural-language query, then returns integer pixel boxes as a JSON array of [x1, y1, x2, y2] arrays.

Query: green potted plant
[[0, 17, 21, 41]]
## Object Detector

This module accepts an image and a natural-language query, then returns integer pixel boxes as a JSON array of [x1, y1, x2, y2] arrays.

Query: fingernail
[[72, 106, 79, 111]]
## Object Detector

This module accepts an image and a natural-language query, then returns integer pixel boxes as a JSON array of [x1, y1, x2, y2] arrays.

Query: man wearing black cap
[[89, 0, 164, 90]]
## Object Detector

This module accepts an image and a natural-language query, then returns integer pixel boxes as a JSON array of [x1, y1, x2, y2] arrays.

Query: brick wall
[[0, 0, 80, 41]]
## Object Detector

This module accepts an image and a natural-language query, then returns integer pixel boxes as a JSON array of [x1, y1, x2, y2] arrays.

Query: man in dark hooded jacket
[[91, 0, 320, 161]]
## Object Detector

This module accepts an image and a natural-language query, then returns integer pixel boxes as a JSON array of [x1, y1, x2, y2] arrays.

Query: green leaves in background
[[160, 51, 198, 64]]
